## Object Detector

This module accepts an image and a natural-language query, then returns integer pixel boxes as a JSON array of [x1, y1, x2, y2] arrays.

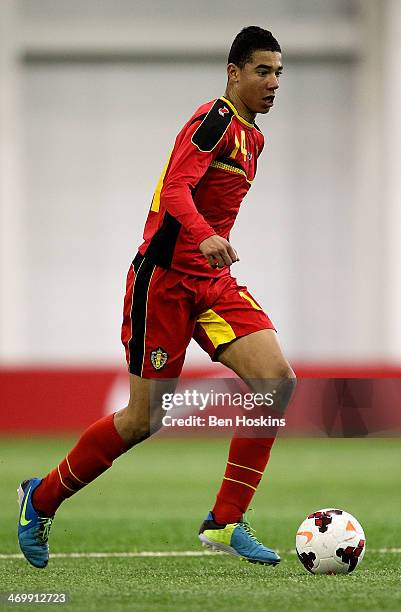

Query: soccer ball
[[296, 508, 366, 574]]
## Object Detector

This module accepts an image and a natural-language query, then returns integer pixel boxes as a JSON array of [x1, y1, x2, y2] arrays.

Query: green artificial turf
[[0, 437, 400, 611]]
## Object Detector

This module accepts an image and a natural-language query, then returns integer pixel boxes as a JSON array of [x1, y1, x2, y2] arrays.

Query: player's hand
[[199, 235, 239, 269]]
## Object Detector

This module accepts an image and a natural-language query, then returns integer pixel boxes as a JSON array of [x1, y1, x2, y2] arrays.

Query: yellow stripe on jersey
[[210, 161, 252, 184], [239, 291, 262, 310], [197, 309, 236, 348], [229, 133, 240, 159], [150, 149, 173, 213]]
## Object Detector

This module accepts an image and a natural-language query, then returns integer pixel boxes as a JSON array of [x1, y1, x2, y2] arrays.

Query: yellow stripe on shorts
[[196, 309, 236, 348], [239, 291, 262, 311]]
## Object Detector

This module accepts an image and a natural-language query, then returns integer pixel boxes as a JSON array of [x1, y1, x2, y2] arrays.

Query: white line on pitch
[[1, 549, 401, 559], [0, 551, 212, 559]]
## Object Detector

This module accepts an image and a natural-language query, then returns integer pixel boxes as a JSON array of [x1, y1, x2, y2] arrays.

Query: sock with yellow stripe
[[212, 436, 275, 524], [32, 414, 128, 516]]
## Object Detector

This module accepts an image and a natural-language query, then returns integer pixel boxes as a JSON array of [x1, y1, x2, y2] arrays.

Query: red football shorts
[[121, 253, 275, 378]]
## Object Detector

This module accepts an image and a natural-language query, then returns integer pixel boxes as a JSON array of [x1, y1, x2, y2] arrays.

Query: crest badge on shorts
[[150, 347, 168, 370]]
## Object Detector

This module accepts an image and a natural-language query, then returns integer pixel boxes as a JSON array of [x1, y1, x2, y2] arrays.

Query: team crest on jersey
[[247, 152, 253, 161], [218, 106, 229, 117], [150, 347, 168, 370]]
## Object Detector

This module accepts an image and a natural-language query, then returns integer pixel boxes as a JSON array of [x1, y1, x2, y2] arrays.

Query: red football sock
[[212, 436, 276, 524], [32, 413, 128, 516]]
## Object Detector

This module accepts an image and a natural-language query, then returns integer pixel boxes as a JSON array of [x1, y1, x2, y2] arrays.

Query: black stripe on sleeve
[[191, 99, 234, 153]]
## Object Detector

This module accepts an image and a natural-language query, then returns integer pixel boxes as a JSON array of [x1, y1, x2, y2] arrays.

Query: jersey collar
[[220, 96, 254, 129]]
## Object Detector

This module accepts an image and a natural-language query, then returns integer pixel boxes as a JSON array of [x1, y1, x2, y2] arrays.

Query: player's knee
[[121, 416, 150, 447], [249, 363, 296, 415], [249, 361, 296, 383], [283, 366, 297, 396], [117, 403, 162, 447], [268, 361, 296, 381], [270, 364, 297, 401]]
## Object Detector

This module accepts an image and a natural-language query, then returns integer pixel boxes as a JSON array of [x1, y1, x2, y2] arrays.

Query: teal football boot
[[17, 478, 53, 569], [199, 511, 280, 565]]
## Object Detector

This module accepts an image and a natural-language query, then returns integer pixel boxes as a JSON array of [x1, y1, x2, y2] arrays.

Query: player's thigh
[[218, 329, 296, 413], [218, 328, 294, 379], [194, 277, 290, 377], [194, 276, 295, 409], [221, 331, 298, 430]]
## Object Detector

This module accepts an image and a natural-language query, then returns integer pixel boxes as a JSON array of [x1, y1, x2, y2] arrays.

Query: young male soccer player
[[18, 26, 295, 569]]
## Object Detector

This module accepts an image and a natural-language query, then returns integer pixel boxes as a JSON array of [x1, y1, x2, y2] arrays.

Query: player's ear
[[227, 63, 240, 83]]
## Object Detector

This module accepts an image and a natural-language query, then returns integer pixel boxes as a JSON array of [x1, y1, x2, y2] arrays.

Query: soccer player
[[18, 26, 295, 568]]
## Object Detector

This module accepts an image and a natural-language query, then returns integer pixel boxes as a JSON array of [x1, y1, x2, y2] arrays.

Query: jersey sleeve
[[160, 100, 234, 247]]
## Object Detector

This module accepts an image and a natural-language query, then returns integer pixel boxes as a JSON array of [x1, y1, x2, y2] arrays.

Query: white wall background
[[1, 0, 400, 367]]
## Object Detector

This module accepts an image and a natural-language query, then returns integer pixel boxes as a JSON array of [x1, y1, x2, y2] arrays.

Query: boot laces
[[239, 510, 263, 546], [37, 517, 53, 543]]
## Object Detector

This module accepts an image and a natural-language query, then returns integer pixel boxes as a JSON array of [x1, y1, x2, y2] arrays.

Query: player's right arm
[[160, 101, 239, 269], [199, 235, 239, 269]]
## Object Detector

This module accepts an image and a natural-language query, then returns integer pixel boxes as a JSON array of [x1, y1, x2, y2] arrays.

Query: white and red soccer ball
[[296, 508, 366, 574]]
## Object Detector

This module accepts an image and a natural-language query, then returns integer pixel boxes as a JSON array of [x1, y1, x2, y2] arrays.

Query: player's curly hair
[[228, 26, 281, 68]]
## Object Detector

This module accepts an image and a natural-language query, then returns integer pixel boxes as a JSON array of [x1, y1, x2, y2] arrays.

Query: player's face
[[231, 50, 283, 116]]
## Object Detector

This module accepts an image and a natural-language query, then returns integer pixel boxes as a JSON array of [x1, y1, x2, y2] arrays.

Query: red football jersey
[[138, 96, 265, 277]]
